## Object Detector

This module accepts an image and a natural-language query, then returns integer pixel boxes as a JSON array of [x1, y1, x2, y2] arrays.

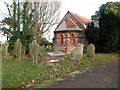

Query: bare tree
[[0, 0, 61, 44], [32, 0, 61, 43]]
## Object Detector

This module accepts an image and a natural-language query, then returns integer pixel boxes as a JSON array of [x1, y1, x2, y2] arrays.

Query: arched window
[[71, 34, 75, 44], [61, 35, 63, 44], [60, 34, 64, 45]]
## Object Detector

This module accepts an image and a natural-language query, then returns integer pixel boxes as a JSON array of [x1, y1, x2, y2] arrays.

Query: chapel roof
[[55, 18, 82, 31], [69, 11, 92, 26], [55, 11, 92, 32]]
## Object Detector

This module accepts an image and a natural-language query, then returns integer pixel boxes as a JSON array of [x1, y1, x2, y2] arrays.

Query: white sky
[[60, 0, 119, 20], [0, 0, 119, 42]]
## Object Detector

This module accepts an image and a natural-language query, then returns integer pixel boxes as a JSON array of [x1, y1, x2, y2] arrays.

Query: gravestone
[[42, 52, 65, 59], [49, 45, 51, 49], [52, 42, 60, 53], [47, 45, 49, 50], [4, 41, 9, 58], [22, 46, 26, 57], [38, 46, 41, 56], [2, 40, 9, 59], [87, 44, 95, 58], [29, 40, 40, 64], [71, 43, 84, 63], [42, 42, 65, 59], [40, 45, 45, 50]]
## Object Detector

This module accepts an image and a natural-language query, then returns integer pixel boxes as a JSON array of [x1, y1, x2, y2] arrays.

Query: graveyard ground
[[48, 59, 118, 88], [1, 47, 119, 88]]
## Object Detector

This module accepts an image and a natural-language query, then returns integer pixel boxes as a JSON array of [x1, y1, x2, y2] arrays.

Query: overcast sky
[[60, 0, 119, 19], [0, 0, 119, 42]]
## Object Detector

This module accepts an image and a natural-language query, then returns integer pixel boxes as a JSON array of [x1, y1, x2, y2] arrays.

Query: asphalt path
[[48, 60, 118, 88]]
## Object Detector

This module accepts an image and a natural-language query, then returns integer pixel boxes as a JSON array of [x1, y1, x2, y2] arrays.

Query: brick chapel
[[53, 11, 94, 54]]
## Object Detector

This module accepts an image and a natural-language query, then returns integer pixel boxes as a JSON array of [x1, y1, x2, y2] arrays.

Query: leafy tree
[[39, 38, 52, 46], [99, 9, 119, 52], [0, 0, 61, 55], [117, 14, 120, 51], [2, 1, 35, 54], [0, 18, 12, 40], [85, 22, 100, 52], [91, 2, 120, 21], [85, 2, 120, 53], [91, 11, 100, 21]]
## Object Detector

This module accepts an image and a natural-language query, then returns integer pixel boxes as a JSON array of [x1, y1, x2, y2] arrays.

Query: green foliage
[[41, 49, 52, 55], [116, 12, 120, 50], [91, 2, 120, 21], [20, 33, 33, 54], [39, 38, 52, 46], [99, 9, 120, 52], [8, 32, 33, 54], [91, 11, 100, 21], [1, 18, 12, 40], [85, 23, 100, 52], [8, 34, 17, 54], [85, 2, 120, 53], [1, 1, 60, 56], [13, 2, 16, 32], [3, 2, 35, 55]]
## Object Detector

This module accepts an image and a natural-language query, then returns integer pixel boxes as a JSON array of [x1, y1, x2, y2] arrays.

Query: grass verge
[[2, 53, 118, 88]]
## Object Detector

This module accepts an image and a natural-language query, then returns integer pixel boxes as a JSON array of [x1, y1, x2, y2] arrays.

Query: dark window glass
[[61, 35, 63, 44], [71, 35, 74, 44]]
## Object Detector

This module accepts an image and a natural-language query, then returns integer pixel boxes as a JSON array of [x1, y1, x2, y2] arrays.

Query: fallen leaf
[[38, 74, 40, 76], [32, 80, 35, 83], [50, 71, 52, 73]]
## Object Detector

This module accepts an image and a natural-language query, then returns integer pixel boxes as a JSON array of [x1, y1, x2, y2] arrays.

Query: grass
[[0, 46, 2, 89], [2, 60, 46, 88], [41, 49, 52, 55], [2, 51, 118, 88], [2, 59, 66, 88]]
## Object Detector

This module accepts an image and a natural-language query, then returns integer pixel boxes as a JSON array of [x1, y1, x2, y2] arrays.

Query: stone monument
[[71, 43, 84, 63], [87, 43, 95, 58], [42, 42, 65, 59], [52, 42, 60, 53]]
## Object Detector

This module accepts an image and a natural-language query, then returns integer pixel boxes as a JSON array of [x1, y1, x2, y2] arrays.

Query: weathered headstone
[[49, 45, 51, 49], [13, 39, 22, 61], [47, 45, 49, 50], [40, 45, 43, 50], [38, 46, 41, 56], [2, 40, 9, 59], [87, 43, 95, 58], [52, 42, 60, 53], [71, 43, 84, 63], [29, 40, 40, 64], [22, 46, 26, 57]]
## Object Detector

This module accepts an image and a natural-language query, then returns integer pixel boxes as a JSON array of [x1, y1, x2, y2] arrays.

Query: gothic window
[[71, 34, 75, 44], [61, 35, 63, 44], [60, 34, 64, 45]]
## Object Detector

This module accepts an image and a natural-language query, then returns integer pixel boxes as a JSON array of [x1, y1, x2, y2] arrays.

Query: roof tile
[[55, 18, 82, 31], [69, 11, 92, 26], [55, 11, 92, 32]]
